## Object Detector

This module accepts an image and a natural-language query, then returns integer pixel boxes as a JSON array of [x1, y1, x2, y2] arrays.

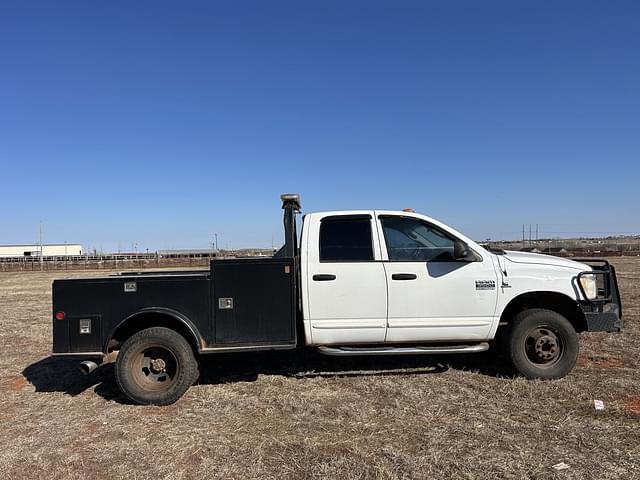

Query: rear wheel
[[506, 308, 578, 379], [115, 327, 199, 405]]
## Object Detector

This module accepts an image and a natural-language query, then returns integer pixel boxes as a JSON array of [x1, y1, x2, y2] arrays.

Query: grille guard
[[574, 259, 622, 319]]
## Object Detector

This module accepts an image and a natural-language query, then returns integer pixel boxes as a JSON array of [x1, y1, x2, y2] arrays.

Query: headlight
[[579, 274, 597, 300]]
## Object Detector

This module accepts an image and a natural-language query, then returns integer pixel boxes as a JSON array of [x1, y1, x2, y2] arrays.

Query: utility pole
[[215, 233, 218, 251], [39, 222, 44, 271], [536, 224, 538, 243], [529, 224, 532, 247], [522, 224, 525, 249]]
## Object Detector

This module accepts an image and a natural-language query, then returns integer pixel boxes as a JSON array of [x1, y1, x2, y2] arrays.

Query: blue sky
[[1, 1, 638, 252]]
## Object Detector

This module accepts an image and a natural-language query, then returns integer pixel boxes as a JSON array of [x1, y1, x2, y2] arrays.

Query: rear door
[[376, 214, 498, 342], [304, 212, 387, 345]]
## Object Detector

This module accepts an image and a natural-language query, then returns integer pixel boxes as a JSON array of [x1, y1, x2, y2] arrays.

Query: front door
[[377, 214, 498, 342], [305, 213, 387, 345]]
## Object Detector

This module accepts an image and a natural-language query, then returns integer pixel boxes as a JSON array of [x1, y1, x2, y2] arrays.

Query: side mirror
[[453, 241, 477, 261]]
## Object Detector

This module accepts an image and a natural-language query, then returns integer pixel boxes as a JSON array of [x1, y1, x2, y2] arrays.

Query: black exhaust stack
[[274, 193, 301, 258]]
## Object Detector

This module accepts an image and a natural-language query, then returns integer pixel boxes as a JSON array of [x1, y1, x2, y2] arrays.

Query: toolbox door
[[212, 258, 296, 345]]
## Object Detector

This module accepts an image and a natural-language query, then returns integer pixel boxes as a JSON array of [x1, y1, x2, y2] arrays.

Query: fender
[[104, 307, 204, 353], [494, 290, 587, 336]]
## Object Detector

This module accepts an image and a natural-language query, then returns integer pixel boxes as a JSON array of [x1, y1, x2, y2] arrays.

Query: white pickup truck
[[52, 194, 622, 405]]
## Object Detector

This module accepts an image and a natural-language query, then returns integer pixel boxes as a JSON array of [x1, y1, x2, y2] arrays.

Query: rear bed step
[[317, 343, 489, 356]]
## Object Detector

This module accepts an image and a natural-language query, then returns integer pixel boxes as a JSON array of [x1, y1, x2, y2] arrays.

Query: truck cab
[[52, 194, 622, 405], [301, 210, 498, 345]]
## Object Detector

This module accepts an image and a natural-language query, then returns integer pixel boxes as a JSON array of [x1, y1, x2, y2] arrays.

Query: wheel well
[[107, 312, 202, 354], [499, 291, 587, 333]]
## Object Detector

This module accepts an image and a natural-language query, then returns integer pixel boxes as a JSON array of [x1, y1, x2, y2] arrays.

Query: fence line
[[0, 253, 224, 272]]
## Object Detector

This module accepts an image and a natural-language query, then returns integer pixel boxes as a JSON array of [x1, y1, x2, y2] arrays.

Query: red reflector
[[55, 311, 66, 321]]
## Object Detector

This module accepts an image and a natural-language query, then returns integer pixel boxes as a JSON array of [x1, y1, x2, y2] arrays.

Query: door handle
[[313, 274, 336, 281], [392, 273, 417, 280]]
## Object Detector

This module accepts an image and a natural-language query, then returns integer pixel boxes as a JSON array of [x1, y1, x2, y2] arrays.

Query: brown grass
[[1, 259, 639, 479]]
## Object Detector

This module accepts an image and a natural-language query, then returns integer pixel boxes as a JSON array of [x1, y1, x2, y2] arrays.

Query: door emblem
[[475, 280, 496, 290]]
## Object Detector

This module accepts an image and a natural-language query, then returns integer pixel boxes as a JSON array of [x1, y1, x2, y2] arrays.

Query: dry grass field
[[1, 259, 639, 479]]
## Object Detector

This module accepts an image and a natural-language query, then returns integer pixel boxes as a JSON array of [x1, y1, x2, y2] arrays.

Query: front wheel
[[506, 308, 579, 380], [115, 327, 199, 405]]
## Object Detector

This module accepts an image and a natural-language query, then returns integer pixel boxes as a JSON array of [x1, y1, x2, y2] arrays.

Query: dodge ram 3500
[[52, 194, 622, 405]]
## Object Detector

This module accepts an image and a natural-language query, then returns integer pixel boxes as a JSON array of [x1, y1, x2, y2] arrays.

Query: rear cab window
[[319, 216, 374, 262]]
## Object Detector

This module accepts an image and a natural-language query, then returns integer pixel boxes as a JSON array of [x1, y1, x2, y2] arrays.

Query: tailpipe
[[79, 360, 100, 375]]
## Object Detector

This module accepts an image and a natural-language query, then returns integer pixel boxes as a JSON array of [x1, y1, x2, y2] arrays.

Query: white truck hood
[[503, 251, 590, 271]]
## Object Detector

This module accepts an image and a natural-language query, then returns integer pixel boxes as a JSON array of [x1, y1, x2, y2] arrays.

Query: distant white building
[[0, 244, 82, 258]]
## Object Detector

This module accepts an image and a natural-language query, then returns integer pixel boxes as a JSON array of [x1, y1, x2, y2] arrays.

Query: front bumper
[[575, 260, 623, 333], [583, 310, 622, 332]]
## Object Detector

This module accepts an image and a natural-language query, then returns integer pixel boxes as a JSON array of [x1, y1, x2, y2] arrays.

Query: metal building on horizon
[[0, 244, 82, 258]]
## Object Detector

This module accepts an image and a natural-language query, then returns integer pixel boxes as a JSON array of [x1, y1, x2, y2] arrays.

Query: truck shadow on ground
[[23, 349, 518, 404], [22, 356, 119, 399]]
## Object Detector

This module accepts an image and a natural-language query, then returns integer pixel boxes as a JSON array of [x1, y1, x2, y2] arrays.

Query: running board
[[317, 343, 489, 357]]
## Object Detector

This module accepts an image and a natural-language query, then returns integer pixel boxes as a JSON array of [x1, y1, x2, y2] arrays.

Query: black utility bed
[[53, 257, 297, 355]]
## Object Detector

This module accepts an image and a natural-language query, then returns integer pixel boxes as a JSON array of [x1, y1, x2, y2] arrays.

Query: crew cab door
[[376, 213, 498, 342], [303, 212, 387, 345]]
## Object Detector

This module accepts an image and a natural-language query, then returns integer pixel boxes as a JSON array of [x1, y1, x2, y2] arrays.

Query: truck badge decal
[[124, 282, 137, 293], [475, 280, 496, 290]]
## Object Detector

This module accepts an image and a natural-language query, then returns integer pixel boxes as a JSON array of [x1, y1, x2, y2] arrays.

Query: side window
[[319, 217, 374, 261], [381, 216, 455, 262]]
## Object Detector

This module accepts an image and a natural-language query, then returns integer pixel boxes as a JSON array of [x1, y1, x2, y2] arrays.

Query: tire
[[506, 308, 579, 380], [115, 327, 199, 405]]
